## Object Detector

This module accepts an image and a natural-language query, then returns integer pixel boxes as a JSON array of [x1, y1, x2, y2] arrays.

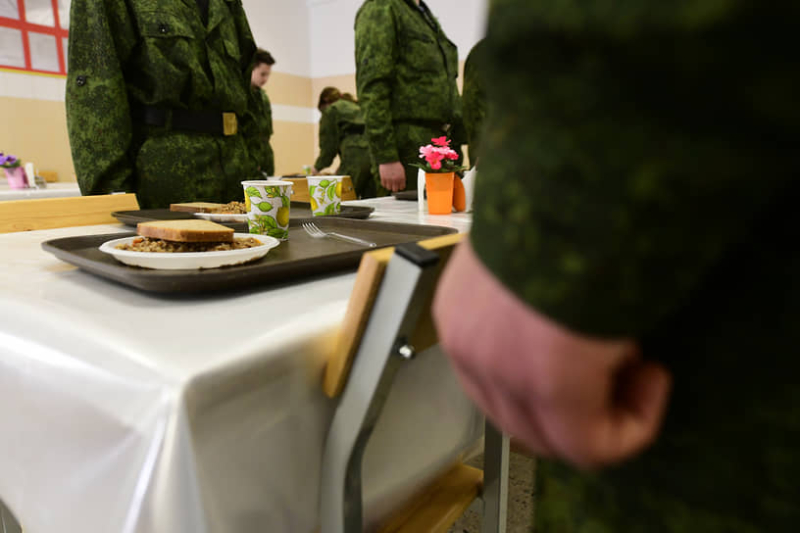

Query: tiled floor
[[449, 452, 536, 532]]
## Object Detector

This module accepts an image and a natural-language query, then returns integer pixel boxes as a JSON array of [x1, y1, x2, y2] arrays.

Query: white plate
[[194, 212, 248, 223], [99, 233, 280, 270]]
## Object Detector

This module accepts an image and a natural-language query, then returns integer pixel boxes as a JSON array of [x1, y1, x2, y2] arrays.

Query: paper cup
[[307, 176, 344, 216], [242, 180, 293, 240]]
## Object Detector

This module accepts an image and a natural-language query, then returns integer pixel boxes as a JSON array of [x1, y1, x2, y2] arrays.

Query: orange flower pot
[[425, 172, 454, 215]]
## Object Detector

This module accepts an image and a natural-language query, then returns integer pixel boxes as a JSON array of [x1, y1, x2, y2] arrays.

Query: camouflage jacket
[[462, 39, 487, 167], [354, 0, 462, 164], [66, 0, 260, 208], [249, 88, 275, 176], [473, 1, 800, 531], [314, 99, 367, 171]]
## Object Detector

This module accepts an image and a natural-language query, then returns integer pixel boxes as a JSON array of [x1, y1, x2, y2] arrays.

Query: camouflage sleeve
[[471, 1, 796, 338], [314, 108, 339, 171], [66, 0, 137, 195], [355, 1, 399, 164], [462, 40, 487, 161]]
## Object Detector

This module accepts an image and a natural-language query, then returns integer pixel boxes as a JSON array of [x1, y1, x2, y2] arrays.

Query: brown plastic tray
[[112, 203, 374, 231], [41, 218, 457, 293]]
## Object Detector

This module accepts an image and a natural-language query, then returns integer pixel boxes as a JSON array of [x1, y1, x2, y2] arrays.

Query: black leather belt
[[138, 106, 238, 136], [342, 124, 365, 136]]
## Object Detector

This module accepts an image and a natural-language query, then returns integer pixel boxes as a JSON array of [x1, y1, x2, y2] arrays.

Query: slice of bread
[[137, 220, 234, 243], [170, 202, 225, 213]]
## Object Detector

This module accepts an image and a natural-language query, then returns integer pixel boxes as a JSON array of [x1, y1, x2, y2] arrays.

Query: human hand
[[379, 162, 406, 192], [433, 241, 672, 468]]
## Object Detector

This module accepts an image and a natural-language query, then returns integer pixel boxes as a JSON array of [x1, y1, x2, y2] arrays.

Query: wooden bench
[[0, 194, 139, 234]]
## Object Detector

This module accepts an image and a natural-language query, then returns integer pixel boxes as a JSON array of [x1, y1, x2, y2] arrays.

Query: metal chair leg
[[481, 421, 509, 533]]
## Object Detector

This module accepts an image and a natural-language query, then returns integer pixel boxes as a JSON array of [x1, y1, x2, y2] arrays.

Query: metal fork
[[302, 222, 377, 248]]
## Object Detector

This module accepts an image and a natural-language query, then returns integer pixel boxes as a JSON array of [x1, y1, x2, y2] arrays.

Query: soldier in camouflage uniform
[[355, 0, 464, 195], [312, 87, 376, 199], [462, 39, 486, 168], [248, 49, 276, 177], [434, 1, 800, 532], [66, 0, 261, 209]]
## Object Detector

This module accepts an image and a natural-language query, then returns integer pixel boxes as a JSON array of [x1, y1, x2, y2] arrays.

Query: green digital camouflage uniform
[[314, 99, 376, 199], [249, 88, 275, 176], [355, 0, 464, 195], [472, 1, 800, 531], [462, 39, 487, 168], [66, 0, 261, 209]]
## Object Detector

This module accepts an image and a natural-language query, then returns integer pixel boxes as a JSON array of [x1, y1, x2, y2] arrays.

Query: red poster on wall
[[0, 0, 69, 76]]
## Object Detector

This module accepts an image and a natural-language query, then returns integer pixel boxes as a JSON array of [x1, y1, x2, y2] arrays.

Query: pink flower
[[425, 152, 444, 165], [430, 160, 442, 170], [444, 149, 459, 161], [432, 136, 450, 147], [419, 145, 437, 158]]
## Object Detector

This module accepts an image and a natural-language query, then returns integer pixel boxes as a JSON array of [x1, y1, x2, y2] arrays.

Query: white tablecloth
[[0, 198, 480, 533], [0, 182, 82, 201]]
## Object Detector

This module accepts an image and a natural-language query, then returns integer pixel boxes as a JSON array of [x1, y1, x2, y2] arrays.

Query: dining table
[[0, 197, 481, 533], [0, 182, 82, 202]]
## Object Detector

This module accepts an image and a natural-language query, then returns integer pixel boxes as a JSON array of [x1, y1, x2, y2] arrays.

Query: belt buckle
[[223, 112, 238, 136]]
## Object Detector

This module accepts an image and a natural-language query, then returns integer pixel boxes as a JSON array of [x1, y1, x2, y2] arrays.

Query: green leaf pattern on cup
[[267, 228, 289, 240], [281, 195, 290, 208], [246, 186, 261, 199], [257, 202, 273, 212], [311, 179, 342, 216]]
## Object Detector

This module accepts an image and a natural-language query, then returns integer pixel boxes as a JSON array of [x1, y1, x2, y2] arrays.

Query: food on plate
[[209, 201, 247, 214], [117, 237, 264, 253], [138, 219, 234, 242], [169, 202, 225, 213], [115, 220, 264, 253]]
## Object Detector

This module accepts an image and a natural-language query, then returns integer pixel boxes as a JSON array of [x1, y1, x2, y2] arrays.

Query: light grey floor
[[449, 452, 536, 533]]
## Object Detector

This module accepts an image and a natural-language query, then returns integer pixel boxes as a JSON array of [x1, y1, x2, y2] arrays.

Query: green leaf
[[327, 184, 336, 201], [309, 185, 316, 196], [246, 186, 261, 199], [259, 215, 277, 229], [267, 228, 286, 239], [325, 203, 335, 216], [281, 195, 290, 208], [319, 179, 330, 188], [249, 227, 261, 234], [257, 202, 273, 212], [265, 186, 279, 198]]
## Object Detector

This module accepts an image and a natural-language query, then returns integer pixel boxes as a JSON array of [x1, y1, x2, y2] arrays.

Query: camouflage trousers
[[339, 136, 376, 199]]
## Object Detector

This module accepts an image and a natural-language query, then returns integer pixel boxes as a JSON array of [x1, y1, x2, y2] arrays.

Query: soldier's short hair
[[254, 49, 276, 67]]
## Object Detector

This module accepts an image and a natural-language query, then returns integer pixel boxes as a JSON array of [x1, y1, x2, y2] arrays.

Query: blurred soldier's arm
[[355, 2, 405, 191], [434, 0, 792, 467], [66, 0, 137, 195], [313, 107, 339, 173]]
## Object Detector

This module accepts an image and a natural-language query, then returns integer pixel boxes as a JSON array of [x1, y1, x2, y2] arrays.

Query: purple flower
[[0, 153, 20, 168]]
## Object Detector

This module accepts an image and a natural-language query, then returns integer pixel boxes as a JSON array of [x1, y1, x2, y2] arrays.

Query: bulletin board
[[0, 0, 69, 76]]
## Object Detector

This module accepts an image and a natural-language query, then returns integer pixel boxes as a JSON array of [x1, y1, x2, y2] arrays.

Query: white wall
[[243, 0, 312, 78], [309, 0, 489, 78]]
